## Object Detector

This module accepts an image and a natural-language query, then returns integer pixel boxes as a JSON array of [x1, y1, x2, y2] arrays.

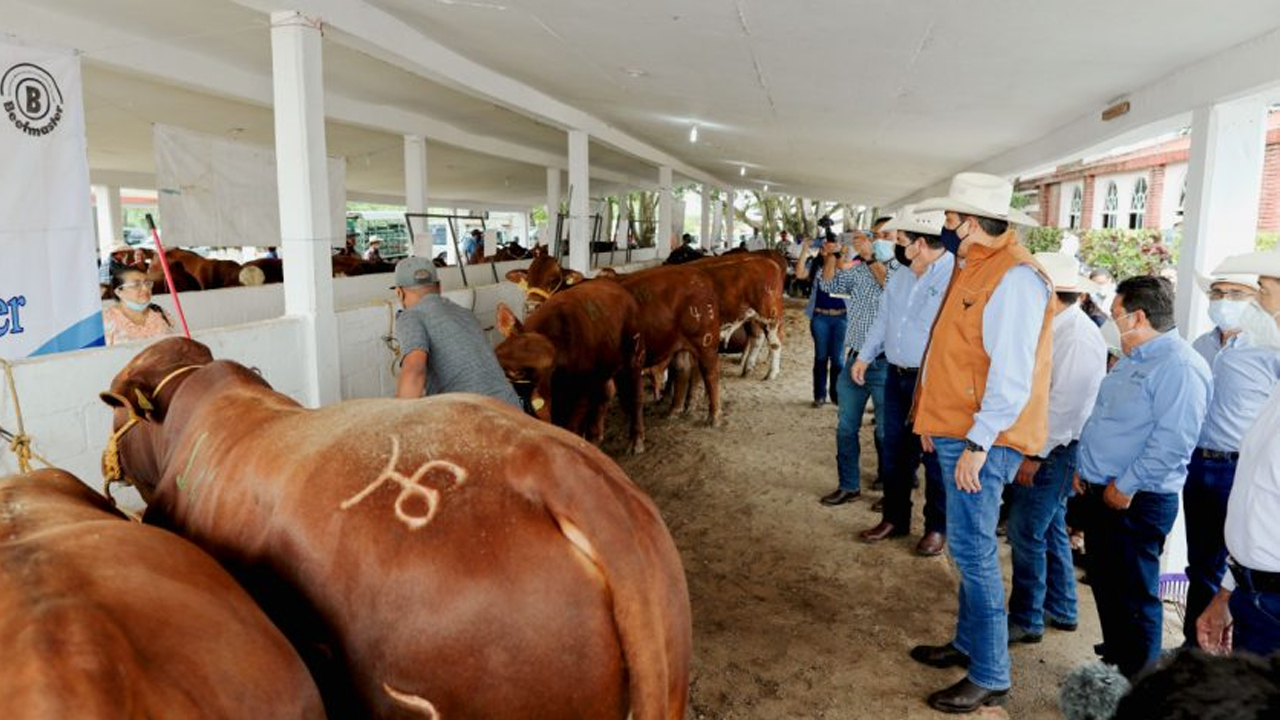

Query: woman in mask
[[102, 267, 176, 346]]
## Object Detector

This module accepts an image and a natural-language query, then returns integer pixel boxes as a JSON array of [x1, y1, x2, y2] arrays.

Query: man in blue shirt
[[1075, 276, 1212, 678], [851, 207, 954, 556]]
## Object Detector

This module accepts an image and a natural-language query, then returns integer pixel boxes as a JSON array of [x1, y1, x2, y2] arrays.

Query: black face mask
[[939, 226, 962, 255], [894, 243, 912, 267]]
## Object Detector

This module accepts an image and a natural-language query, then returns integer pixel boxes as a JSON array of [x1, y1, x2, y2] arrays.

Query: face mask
[[893, 243, 912, 267], [1239, 301, 1280, 350], [939, 226, 961, 255], [872, 239, 895, 263], [122, 299, 151, 313], [1207, 299, 1251, 332]]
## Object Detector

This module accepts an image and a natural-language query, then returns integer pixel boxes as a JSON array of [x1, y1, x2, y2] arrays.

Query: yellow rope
[[1, 358, 54, 473]]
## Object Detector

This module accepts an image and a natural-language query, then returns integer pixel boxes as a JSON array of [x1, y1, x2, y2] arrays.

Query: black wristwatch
[[964, 439, 987, 454]]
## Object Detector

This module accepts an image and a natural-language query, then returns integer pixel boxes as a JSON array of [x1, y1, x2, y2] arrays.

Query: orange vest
[[913, 232, 1054, 455]]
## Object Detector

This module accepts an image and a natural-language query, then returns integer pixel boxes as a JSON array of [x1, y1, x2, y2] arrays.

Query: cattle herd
[[3, 245, 788, 718], [103, 247, 397, 297]]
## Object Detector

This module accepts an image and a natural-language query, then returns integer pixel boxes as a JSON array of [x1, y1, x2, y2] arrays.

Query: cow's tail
[[526, 448, 691, 720]]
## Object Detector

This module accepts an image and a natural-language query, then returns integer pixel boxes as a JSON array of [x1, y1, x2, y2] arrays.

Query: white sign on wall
[[154, 124, 346, 248], [0, 37, 104, 359]]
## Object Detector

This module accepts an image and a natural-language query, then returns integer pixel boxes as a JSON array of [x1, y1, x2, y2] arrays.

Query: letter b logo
[[24, 85, 43, 115]]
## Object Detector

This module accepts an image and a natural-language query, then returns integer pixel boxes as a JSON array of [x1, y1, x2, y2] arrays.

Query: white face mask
[[1207, 299, 1251, 332], [1239, 301, 1280, 351]]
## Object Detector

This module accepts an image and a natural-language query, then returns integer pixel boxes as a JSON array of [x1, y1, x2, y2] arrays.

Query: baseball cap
[[392, 256, 439, 288]]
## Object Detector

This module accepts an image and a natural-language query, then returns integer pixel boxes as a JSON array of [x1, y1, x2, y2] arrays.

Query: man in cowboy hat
[[905, 172, 1053, 712], [1196, 249, 1280, 658], [852, 206, 953, 556], [1004, 253, 1108, 647], [1191, 272, 1262, 368]]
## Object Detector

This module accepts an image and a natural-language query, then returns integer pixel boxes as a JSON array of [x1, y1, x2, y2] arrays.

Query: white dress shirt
[[1041, 304, 1108, 456], [1223, 383, 1280, 589]]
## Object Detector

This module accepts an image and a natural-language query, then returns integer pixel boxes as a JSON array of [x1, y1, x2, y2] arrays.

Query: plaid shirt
[[817, 260, 895, 358]]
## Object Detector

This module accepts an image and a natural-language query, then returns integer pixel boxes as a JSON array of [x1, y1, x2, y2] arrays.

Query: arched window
[[1069, 186, 1083, 229], [1101, 181, 1119, 229], [1129, 177, 1147, 229]]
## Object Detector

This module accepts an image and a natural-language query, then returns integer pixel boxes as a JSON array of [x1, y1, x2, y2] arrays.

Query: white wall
[[1161, 162, 1190, 229]]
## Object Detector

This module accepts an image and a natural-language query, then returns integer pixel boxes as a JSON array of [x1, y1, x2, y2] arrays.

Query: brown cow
[[494, 281, 647, 451], [504, 244, 585, 314], [165, 249, 263, 290], [99, 337, 688, 720], [0, 468, 323, 720], [685, 253, 786, 380]]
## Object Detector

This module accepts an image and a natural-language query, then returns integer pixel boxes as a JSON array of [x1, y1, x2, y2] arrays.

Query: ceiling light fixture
[[689, 125, 699, 143], [624, 68, 648, 78]]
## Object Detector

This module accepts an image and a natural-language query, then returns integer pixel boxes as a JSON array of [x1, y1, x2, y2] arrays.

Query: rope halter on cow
[[100, 364, 204, 504], [1, 358, 54, 474], [521, 275, 563, 305]]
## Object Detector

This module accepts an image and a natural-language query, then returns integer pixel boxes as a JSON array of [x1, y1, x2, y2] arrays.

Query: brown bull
[[685, 253, 786, 380], [504, 244, 585, 314], [100, 337, 689, 720], [0, 468, 322, 720], [494, 281, 647, 452]]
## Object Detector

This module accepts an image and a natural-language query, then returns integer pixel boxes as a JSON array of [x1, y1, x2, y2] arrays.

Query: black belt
[[890, 364, 919, 376], [1230, 561, 1280, 594], [1195, 447, 1240, 462], [813, 307, 845, 316]]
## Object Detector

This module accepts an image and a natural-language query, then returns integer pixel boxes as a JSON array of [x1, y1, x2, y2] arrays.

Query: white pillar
[[271, 11, 339, 407], [404, 134, 430, 257], [93, 184, 121, 256], [567, 130, 590, 273], [724, 190, 735, 245], [545, 166, 562, 250], [700, 185, 711, 246], [710, 189, 723, 246], [1176, 95, 1269, 338], [658, 165, 674, 258]]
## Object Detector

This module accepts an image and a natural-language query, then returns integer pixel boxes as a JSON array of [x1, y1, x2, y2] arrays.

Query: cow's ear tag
[[532, 397, 546, 411], [134, 389, 154, 413]]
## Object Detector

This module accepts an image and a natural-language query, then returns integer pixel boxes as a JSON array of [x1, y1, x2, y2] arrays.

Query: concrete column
[[658, 166, 674, 257], [700, 185, 711, 246], [92, 184, 121, 256], [710, 189, 722, 246], [724, 190, 735, 244], [404, 134, 430, 257], [270, 10, 339, 407], [545, 166, 562, 250], [567, 130, 590, 273], [1176, 95, 1268, 338]]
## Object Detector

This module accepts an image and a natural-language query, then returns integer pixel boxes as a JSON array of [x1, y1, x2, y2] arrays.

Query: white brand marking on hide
[[383, 684, 441, 719], [340, 437, 467, 531]]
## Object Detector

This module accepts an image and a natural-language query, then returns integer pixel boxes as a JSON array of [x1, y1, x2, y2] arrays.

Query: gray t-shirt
[[395, 295, 521, 407]]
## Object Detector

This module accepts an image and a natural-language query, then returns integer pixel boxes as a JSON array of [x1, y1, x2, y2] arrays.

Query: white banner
[[154, 124, 346, 248], [0, 38, 103, 359]]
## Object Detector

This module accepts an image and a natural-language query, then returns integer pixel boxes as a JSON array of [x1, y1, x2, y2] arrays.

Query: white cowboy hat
[[1212, 250, 1280, 281], [915, 172, 1039, 226], [882, 205, 945, 236], [1032, 252, 1099, 293], [1194, 271, 1260, 294]]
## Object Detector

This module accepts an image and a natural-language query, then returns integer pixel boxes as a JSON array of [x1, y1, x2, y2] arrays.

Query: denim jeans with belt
[[835, 353, 887, 492], [1007, 441, 1080, 635], [1181, 450, 1237, 648], [1077, 482, 1179, 678], [1228, 571, 1280, 657], [934, 437, 1023, 691], [880, 365, 945, 533], [809, 312, 847, 404]]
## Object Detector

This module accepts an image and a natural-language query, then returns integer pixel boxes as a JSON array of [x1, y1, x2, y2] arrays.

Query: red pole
[[145, 214, 191, 339]]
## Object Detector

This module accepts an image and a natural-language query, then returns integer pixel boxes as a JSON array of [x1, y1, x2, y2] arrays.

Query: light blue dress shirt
[[1078, 331, 1213, 496], [965, 264, 1051, 451], [858, 252, 954, 368], [1198, 338, 1280, 452], [1192, 328, 1225, 369]]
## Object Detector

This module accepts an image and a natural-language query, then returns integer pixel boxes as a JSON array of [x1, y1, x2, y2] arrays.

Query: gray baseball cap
[[392, 256, 439, 288]]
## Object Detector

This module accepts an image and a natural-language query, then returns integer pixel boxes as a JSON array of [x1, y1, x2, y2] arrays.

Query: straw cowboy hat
[[1194, 271, 1260, 294], [1033, 252, 1100, 294], [1213, 250, 1280, 281], [882, 205, 946, 236], [916, 172, 1039, 226]]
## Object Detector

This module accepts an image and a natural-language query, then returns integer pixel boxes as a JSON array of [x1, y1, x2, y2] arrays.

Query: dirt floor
[[601, 298, 1181, 720]]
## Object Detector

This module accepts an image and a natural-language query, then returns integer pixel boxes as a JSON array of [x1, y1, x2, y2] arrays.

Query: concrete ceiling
[[7, 0, 1280, 208]]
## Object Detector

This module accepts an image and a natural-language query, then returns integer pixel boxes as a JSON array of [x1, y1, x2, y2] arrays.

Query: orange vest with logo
[[913, 232, 1054, 455]]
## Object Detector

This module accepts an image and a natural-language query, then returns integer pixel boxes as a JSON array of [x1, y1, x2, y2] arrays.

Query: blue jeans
[[1007, 441, 1079, 635], [934, 437, 1023, 691], [835, 353, 887, 492], [1229, 584, 1280, 657], [1181, 451, 1237, 648], [809, 313, 847, 404], [1078, 483, 1179, 678], [880, 365, 945, 533]]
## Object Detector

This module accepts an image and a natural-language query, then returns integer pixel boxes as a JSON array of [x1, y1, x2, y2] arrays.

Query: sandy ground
[[599, 298, 1182, 720]]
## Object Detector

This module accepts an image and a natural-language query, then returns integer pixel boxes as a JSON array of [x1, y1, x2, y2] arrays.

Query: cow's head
[[505, 254, 584, 315], [494, 303, 554, 423], [98, 337, 214, 504]]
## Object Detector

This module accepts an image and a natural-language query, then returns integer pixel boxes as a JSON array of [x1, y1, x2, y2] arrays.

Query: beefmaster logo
[[1, 62, 64, 137]]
